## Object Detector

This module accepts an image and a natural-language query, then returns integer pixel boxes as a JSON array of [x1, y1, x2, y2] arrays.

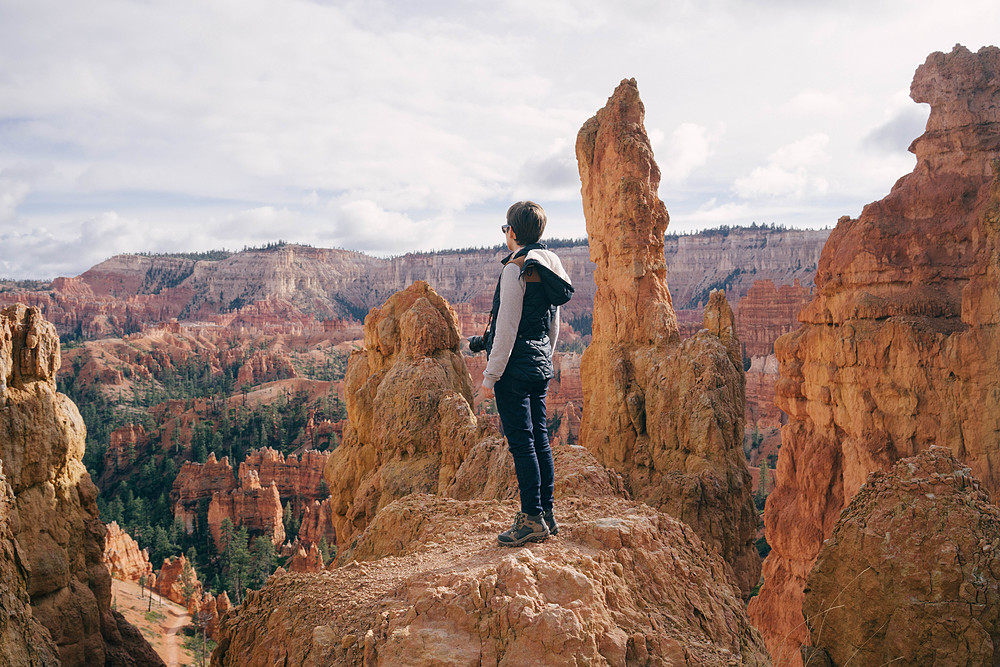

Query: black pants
[[494, 375, 554, 516]]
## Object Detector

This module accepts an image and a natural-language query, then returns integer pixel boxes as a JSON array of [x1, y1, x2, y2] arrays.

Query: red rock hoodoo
[[207, 471, 285, 549], [576, 78, 760, 596], [103, 521, 154, 583], [238, 447, 329, 508], [748, 45, 1000, 663], [171, 453, 237, 533], [0, 304, 161, 666]]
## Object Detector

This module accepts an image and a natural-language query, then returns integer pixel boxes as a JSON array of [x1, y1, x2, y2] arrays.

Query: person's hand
[[482, 385, 494, 400]]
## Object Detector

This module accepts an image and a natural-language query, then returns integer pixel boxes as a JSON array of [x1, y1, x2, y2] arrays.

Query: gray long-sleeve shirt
[[482, 248, 568, 389]]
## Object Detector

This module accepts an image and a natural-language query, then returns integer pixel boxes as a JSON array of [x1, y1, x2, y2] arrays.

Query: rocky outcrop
[[324, 281, 480, 548], [0, 462, 59, 666], [103, 522, 154, 583], [207, 471, 285, 549], [153, 555, 202, 609], [212, 495, 769, 666], [802, 448, 1000, 665], [749, 45, 1000, 663], [575, 79, 760, 596], [0, 304, 160, 666]]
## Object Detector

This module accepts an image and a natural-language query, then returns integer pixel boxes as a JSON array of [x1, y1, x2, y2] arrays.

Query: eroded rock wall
[[748, 45, 1000, 663], [0, 462, 59, 666], [576, 78, 760, 596], [103, 521, 153, 584], [0, 304, 161, 666]]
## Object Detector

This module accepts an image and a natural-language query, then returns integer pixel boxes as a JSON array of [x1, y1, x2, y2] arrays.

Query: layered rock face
[[0, 463, 59, 666], [0, 304, 160, 666], [103, 522, 153, 583], [212, 495, 769, 666], [297, 498, 337, 546], [207, 471, 285, 549], [324, 281, 480, 548], [749, 45, 1000, 662], [800, 447, 1000, 665], [735, 279, 812, 358], [576, 79, 760, 596]]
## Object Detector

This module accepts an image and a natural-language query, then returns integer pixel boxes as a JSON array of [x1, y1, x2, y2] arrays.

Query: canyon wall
[[1, 228, 826, 342], [0, 304, 160, 666], [576, 78, 760, 596], [748, 45, 1000, 663], [0, 462, 59, 666]]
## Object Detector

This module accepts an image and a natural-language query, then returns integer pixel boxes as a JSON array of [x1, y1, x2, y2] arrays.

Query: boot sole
[[497, 532, 549, 547]]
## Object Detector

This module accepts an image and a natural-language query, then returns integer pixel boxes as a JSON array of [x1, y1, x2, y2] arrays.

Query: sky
[[1, 0, 999, 279]]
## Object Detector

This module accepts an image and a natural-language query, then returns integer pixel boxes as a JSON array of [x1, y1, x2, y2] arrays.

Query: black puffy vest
[[485, 244, 556, 383]]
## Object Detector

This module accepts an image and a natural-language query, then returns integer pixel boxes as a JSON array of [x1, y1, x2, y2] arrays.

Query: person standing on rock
[[470, 201, 574, 547]]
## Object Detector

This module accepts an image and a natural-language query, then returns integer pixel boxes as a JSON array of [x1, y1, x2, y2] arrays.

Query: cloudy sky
[[1, 0, 998, 278]]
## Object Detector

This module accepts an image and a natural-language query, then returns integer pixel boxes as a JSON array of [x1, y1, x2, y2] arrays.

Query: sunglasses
[[501, 224, 511, 234]]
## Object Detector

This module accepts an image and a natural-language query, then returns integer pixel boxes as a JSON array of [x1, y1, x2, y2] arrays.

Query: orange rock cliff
[[748, 44, 1000, 663], [575, 78, 760, 596], [0, 305, 162, 666]]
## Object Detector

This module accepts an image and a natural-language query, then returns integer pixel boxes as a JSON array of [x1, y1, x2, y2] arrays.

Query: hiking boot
[[497, 512, 549, 547], [542, 509, 558, 536]]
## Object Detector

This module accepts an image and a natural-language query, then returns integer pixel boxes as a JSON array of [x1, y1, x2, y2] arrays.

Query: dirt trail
[[111, 578, 194, 666]]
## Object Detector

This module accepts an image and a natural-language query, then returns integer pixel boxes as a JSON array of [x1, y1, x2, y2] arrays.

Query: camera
[[468, 335, 486, 353]]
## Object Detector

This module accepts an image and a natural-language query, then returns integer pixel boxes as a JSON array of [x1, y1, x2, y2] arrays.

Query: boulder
[[802, 448, 1000, 665]]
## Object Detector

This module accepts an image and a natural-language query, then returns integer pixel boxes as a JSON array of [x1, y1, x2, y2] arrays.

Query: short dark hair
[[506, 201, 547, 245]]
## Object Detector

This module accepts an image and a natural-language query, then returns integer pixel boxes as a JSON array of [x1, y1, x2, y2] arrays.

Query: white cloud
[[1, 0, 1000, 276], [733, 134, 831, 199], [657, 123, 725, 184]]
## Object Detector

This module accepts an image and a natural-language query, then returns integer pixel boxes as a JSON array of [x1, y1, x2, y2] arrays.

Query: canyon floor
[[112, 579, 195, 667]]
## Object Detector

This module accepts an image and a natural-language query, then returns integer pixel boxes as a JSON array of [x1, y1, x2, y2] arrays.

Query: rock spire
[[576, 78, 760, 595]]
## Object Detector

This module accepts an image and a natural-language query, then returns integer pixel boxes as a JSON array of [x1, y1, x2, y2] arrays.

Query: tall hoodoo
[[0, 304, 161, 666], [748, 45, 1000, 663], [576, 78, 760, 596]]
